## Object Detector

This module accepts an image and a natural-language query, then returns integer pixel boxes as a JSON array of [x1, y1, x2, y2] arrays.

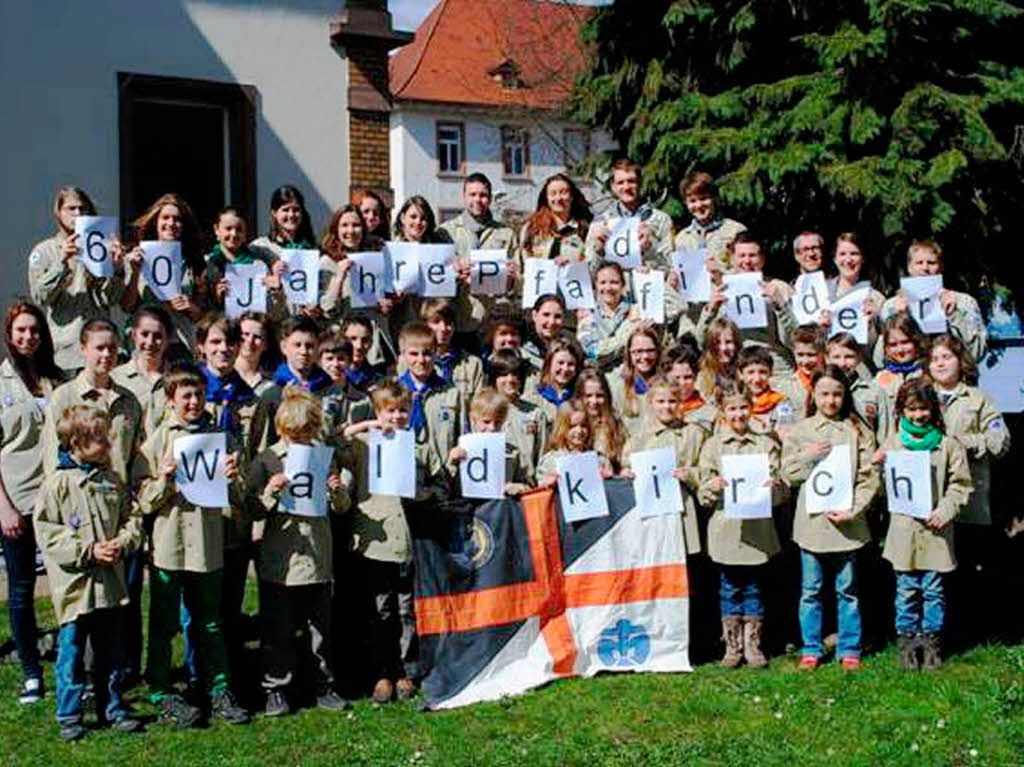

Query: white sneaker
[[18, 677, 43, 704]]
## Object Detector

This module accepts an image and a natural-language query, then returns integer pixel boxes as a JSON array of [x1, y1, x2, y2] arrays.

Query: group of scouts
[[0, 158, 1010, 742]]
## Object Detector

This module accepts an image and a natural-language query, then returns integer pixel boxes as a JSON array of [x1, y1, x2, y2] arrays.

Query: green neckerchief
[[207, 243, 262, 270], [899, 416, 943, 451]]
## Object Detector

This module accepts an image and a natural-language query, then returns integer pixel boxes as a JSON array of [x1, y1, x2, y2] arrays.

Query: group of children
[[3, 163, 1012, 741]]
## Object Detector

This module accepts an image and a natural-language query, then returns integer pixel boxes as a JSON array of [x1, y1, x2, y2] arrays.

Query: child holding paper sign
[[446, 388, 531, 496], [575, 369, 628, 472], [874, 379, 972, 669], [248, 388, 351, 715], [874, 315, 926, 443], [697, 382, 785, 669], [201, 207, 286, 319], [134, 364, 249, 727], [536, 400, 613, 486], [781, 366, 880, 671]]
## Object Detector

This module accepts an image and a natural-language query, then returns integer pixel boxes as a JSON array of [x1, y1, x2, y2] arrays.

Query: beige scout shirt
[[881, 434, 972, 572], [505, 399, 549, 482], [28, 232, 127, 371], [605, 368, 650, 442], [878, 288, 987, 365], [414, 382, 465, 470], [349, 432, 444, 564], [535, 449, 613, 484], [781, 413, 880, 553], [622, 422, 707, 555], [134, 413, 245, 573], [937, 383, 1009, 525], [111, 360, 167, 436], [42, 372, 142, 485], [873, 367, 924, 445], [0, 360, 59, 514], [33, 465, 142, 625], [586, 202, 675, 271], [674, 217, 746, 271], [248, 440, 350, 586], [697, 429, 784, 565]]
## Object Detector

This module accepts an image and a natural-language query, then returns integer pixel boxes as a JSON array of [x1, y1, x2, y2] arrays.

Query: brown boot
[[743, 616, 768, 669], [720, 617, 744, 668], [920, 633, 943, 670]]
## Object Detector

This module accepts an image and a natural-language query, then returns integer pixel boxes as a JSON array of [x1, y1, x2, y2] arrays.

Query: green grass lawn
[[3, 592, 1024, 766]]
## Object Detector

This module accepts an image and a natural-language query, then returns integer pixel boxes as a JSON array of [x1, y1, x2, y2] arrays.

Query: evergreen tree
[[574, 0, 1024, 301]]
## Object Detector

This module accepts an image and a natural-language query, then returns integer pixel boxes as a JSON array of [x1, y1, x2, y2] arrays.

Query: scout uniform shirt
[[605, 368, 651, 441], [936, 383, 1009, 525], [880, 433, 972, 572], [248, 439, 350, 586], [201, 244, 288, 322], [586, 201, 674, 271], [535, 449, 613, 484], [440, 210, 518, 334], [622, 421, 707, 554], [446, 439, 530, 490], [134, 411, 246, 573], [878, 288, 987, 365], [697, 429, 784, 565], [505, 398, 549, 482], [0, 359, 59, 514], [397, 349, 485, 412], [873, 366, 924, 444], [28, 232, 127, 372], [577, 301, 644, 372], [673, 216, 746, 272], [111, 359, 167, 436], [781, 413, 880, 553], [33, 462, 142, 625], [42, 372, 142, 485]]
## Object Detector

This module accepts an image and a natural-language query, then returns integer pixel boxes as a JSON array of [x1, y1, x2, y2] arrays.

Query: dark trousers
[[260, 581, 334, 694], [123, 548, 145, 680], [361, 558, 417, 681], [2, 523, 41, 681]]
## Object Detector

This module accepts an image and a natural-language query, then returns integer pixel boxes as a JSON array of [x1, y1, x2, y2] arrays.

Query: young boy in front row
[[134, 363, 250, 727], [736, 346, 795, 438], [248, 387, 351, 715], [34, 406, 144, 741], [447, 387, 532, 496]]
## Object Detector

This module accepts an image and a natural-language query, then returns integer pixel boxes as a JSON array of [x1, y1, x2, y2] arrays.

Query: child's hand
[[591, 220, 609, 247], [619, 468, 635, 479], [215, 278, 229, 301], [61, 233, 80, 263], [707, 476, 728, 494], [672, 467, 690, 481], [504, 482, 530, 497], [893, 293, 908, 315], [818, 308, 831, 328], [540, 472, 558, 488], [637, 223, 653, 254], [124, 245, 143, 270], [223, 452, 239, 480], [667, 269, 681, 290], [343, 419, 377, 438], [872, 448, 886, 465], [266, 473, 289, 495], [708, 283, 726, 310], [553, 255, 570, 266], [826, 510, 853, 524], [263, 271, 281, 291], [448, 446, 468, 464], [939, 289, 957, 317], [160, 452, 178, 478], [805, 440, 832, 461], [327, 473, 345, 491], [863, 296, 877, 322], [92, 540, 118, 565], [925, 509, 948, 532], [598, 465, 614, 479]]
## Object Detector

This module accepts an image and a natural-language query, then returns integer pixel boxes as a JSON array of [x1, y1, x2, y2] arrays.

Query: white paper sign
[[791, 271, 829, 326], [225, 262, 268, 319], [555, 451, 609, 522], [384, 242, 421, 294], [75, 216, 117, 277], [173, 432, 229, 508], [522, 258, 559, 309], [723, 271, 768, 329], [884, 449, 933, 519], [828, 286, 870, 345], [349, 251, 387, 309], [558, 261, 596, 310], [633, 269, 665, 323], [631, 446, 683, 518], [418, 244, 458, 298], [901, 276, 946, 334], [458, 433, 506, 500], [805, 444, 852, 516], [281, 249, 320, 307], [141, 241, 183, 301], [367, 428, 416, 498], [672, 248, 711, 303], [470, 249, 508, 296], [721, 453, 772, 519], [280, 443, 333, 517], [604, 217, 642, 269]]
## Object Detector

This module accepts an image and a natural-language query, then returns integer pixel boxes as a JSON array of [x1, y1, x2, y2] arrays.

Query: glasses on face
[[631, 347, 658, 356]]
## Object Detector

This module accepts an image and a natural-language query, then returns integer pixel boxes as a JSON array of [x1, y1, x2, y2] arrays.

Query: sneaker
[[316, 690, 351, 711], [19, 677, 44, 705], [264, 691, 290, 717], [798, 655, 819, 670], [840, 655, 862, 672], [111, 716, 144, 734], [211, 690, 250, 725], [160, 694, 202, 729], [920, 633, 943, 670], [59, 723, 87, 742], [897, 634, 920, 670]]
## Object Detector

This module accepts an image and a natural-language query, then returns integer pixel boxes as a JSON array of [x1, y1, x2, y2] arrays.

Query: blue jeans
[[799, 549, 861, 659], [895, 570, 945, 635], [719, 564, 765, 619], [2, 523, 42, 681], [55, 608, 128, 725]]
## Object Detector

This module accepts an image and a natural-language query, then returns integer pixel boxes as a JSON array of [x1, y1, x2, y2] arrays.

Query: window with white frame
[[501, 126, 529, 178], [437, 122, 464, 175]]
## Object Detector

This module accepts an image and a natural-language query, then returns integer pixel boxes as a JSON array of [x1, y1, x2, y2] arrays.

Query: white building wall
[[0, 0, 349, 303]]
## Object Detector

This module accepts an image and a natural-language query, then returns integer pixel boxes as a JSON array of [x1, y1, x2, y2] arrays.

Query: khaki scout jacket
[[446, 440, 530, 491], [28, 232, 127, 371], [781, 413, 879, 553], [697, 429, 785, 565], [936, 383, 1008, 525], [440, 211, 518, 334], [505, 399, 549, 482], [577, 302, 644, 373], [42, 372, 142, 485], [33, 465, 142, 625], [605, 367, 650, 442], [878, 288, 987, 365], [413, 382, 465, 471], [873, 367, 925, 445], [622, 422, 707, 555], [248, 440, 350, 586], [111, 360, 166, 436], [881, 433, 973, 572], [397, 350, 484, 412], [0, 359, 59, 514], [133, 413, 245, 573], [673, 217, 746, 271]]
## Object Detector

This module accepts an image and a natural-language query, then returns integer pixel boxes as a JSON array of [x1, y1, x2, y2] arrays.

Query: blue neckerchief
[[537, 384, 572, 407], [398, 370, 444, 434], [56, 449, 101, 473], [201, 365, 255, 433], [634, 375, 649, 395], [273, 361, 332, 394], [436, 351, 456, 384], [884, 359, 921, 375], [345, 364, 377, 392], [685, 214, 724, 236]]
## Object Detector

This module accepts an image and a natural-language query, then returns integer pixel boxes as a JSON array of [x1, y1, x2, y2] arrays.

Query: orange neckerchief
[[796, 369, 814, 393], [751, 389, 786, 415], [678, 390, 706, 416]]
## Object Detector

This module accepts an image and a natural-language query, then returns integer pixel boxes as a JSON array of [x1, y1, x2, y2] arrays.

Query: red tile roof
[[389, 0, 593, 111]]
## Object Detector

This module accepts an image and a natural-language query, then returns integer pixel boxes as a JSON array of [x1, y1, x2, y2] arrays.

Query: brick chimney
[[330, 0, 412, 206]]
